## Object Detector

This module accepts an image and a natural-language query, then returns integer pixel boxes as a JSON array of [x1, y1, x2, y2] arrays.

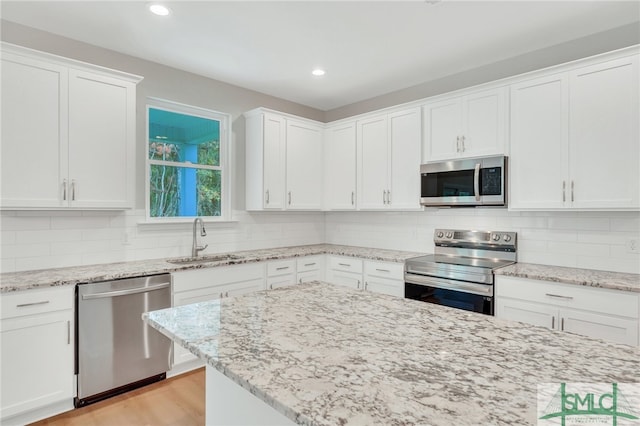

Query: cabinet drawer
[[364, 260, 404, 280], [267, 260, 296, 277], [296, 256, 323, 273], [495, 276, 639, 318], [328, 256, 363, 273], [1, 286, 74, 320], [173, 263, 265, 293]]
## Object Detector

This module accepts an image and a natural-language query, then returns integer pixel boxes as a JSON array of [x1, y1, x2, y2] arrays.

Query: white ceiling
[[1, 1, 639, 111]]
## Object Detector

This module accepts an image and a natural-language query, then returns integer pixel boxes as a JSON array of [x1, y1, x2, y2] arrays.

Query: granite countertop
[[0, 244, 424, 293], [143, 281, 640, 426], [495, 262, 640, 293]]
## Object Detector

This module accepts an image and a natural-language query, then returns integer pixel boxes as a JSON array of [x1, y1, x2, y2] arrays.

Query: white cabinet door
[[326, 269, 362, 290], [1, 52, 68, 208], [262, 113, 286, 210], [324, 122, 357, 210], [297, 269, 322, 284], [388, 108, 421, 210], [561, 307, 638, 346], [225, 278, 266, 297], [68, 70, 135, 208], [364, 276, 404, 297], [1, 310, 74, 421], [509, 73, 569, 209], [568, 55, 640, 209], [495, 298, 557, 329], [286, 119, 323, 210], [358, 115, 389, 209], [462, 88, 506, 158], [422, 97, 461, 162]]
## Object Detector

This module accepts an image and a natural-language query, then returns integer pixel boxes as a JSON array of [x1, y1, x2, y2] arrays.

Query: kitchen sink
[[167, 254, 241, 264]]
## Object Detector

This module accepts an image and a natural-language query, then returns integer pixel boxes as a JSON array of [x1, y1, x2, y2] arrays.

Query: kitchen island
[[143, 281, 639, 426]]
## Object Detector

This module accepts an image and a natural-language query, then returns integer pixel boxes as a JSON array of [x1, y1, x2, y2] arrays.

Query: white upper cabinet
[[285, 119, 323, 210], [568, 56, 639, 209], [510, 53, 639, 210], [0, 43, 141, 210], [245, 109, 323, 211], [509, 73, 569, 209], [357, 107, 421, 210], [422, 87, 507, 162], [324, 122, 357, 210]]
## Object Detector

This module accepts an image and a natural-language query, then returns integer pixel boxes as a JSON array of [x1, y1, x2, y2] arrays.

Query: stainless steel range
[[404, 229, 517, 315]]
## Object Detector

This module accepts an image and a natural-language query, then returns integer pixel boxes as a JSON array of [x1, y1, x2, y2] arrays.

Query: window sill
[[137, 218, 238, 231]]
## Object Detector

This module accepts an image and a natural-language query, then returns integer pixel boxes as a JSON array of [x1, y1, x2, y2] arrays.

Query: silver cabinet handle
[[364, 281, 368, 290], [304, 263, 316, 267], [67, 320, 71, 345], [561, 318, 565, 331], [220, 292, 224, 298], [382, 190, 386, 204], [375, 268, 390, 273], [461, 136, 466, 152], [551, 316, 555, 329], [266, 190, 270, 205], [356, 280, 360, 289], [17, 300, 50, 308], [456, 136, 460, 153], [387, 190, 391, 205], [474, 163, 481, 202], [225, 291, 229, 297], [351, 191, 355, 206], [276, 266, 289, 271], [62, 179, 67, 201], [288, 191, 292, 205], [269, 284, 273, 290], [562, 181, 566, 202], [71, 179, 76, 201], [338, 263, 351, 267], [545, 293, 573, 300], [299, 278, 302, 284], [571, 181, 574, 202]]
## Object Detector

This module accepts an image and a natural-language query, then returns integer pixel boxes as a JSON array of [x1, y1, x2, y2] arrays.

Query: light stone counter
[[0, 244, 423, 293], [495, 262, 640, 293], [143, 281, 640, 426]]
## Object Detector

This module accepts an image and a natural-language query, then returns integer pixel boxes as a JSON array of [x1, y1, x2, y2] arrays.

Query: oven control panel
[[434, 229, 517, 249]]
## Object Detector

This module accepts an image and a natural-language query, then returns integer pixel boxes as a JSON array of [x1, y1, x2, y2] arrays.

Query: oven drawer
[[495, 276, 639, 318]]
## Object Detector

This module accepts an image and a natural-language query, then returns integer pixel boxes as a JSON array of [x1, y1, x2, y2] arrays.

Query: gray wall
[[1, 20, 325, 211], [325, 22, 640, 121]]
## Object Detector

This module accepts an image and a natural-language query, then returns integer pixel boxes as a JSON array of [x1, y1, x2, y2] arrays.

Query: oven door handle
[[404, 273, 493, 297]]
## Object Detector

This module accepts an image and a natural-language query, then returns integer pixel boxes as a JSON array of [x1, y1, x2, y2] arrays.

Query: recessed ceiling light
[[312, 69, 326, 77], [149, 4, 171, 16]]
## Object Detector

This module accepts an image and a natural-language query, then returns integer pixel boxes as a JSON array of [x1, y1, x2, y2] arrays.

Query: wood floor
[[31, 368, 205, 426]]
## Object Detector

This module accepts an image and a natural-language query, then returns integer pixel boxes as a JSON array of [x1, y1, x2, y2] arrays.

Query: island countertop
[[143, 281, 639, 426]]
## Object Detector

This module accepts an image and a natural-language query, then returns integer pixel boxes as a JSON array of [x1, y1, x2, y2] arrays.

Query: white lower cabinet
[[363, 260, 404, 297], [266, 259, 296, 290], [171, 264, 265, 373], [296, 256, 324, 284], [0, 286, 75, 425], [326, 256, 405, 298], [495, 276, 639, 346]]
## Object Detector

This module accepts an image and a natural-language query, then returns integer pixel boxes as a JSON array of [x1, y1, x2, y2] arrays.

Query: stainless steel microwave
[[420, 155, 507, 207]]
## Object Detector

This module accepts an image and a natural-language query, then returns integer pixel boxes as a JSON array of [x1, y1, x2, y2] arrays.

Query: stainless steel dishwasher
[[75, 274, 172, 407]]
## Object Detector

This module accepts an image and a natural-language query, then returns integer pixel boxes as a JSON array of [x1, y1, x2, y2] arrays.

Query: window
[[146, 98, 230, 221]]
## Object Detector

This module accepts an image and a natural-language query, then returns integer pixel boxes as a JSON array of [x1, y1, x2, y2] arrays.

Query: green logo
[[539, 383, 639, 426]]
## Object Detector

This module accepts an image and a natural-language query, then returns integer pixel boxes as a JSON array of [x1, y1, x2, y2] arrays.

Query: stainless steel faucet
[[192, 217, 208, 257]]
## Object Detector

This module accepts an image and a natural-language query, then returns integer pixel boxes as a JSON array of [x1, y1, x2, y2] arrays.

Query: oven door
[[404, 274, 494, 315]]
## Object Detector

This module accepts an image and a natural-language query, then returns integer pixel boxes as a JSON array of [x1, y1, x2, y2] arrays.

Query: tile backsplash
[[325, 209, 640, 274], [1, 209, 639, 274], [0, 210, 325, 273]]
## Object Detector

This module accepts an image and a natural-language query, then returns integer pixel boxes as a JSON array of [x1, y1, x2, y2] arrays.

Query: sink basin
[[168, 254, 241, 265]]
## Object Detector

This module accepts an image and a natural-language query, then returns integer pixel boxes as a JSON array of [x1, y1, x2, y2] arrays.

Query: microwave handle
[[474, 163, 480, 201]]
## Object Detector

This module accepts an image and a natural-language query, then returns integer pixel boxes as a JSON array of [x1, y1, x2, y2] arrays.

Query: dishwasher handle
[[81, 282, 171, 300]]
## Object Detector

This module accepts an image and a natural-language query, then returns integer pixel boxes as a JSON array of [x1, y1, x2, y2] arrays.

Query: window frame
[[145, 97, 232, 223]]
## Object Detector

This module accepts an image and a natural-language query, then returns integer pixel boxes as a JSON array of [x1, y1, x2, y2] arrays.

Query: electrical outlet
[[627, 239, 639, 254]]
